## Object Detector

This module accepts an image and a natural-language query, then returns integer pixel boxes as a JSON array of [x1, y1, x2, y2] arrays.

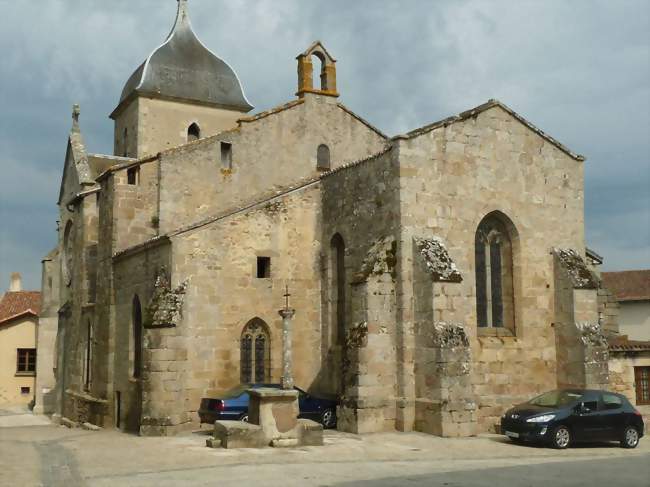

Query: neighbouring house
[[0, 273, 41, 405], [601, 270, 650, 415], [608, 337, 650, 416], [602, 270, 650, 341], [42, 1, 615, 436]]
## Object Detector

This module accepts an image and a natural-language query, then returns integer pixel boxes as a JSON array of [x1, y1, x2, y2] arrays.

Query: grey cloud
[[0, 0, 648, 289]]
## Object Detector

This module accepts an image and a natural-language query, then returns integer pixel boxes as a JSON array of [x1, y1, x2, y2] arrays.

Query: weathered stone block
[[209, 421, 267, 449]]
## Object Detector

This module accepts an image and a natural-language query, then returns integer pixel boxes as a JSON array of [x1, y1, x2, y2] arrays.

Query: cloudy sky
[[0, 0, 648, 291]]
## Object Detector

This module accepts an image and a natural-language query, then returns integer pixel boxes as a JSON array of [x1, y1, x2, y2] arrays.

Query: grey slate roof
[[114, 0, 253, 116]]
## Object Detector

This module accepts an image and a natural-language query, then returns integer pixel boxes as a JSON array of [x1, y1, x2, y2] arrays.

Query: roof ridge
[[602, 269, 650, 274], [113, 146, 393, 257], [170, 145, 392, 235], [320, 144, 393, 178], [237, 99, 305, 124], [393, 99, 585, 162], [336, 103, 388, 139]]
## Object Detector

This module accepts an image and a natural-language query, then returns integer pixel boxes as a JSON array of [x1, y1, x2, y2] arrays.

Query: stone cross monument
[[279, 286, 296, 390]]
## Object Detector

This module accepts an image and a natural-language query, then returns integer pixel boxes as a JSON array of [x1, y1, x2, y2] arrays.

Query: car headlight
[[526, 414, 555, 423]]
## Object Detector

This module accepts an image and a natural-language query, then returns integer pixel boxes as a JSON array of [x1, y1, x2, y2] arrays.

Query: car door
[[598, 393, 626, 441], [571, 394, 601, 442], [297, 388, 320, 421]]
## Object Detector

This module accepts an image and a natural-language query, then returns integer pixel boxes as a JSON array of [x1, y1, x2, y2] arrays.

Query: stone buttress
[[553, 249, 609, 389]]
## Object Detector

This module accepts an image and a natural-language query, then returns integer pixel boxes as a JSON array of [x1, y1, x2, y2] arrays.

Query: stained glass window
[[475, 214, 515, 330], [255, 335, 266, 383], [241, 319, 270, 384], [241, 335, 252, 384]]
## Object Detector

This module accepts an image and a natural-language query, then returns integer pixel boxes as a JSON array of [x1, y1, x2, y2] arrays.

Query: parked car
[[199, 384, 338, 429], [500, 389, 644, 449]]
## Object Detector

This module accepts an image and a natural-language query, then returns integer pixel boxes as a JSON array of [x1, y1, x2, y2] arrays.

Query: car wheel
[[239, 414, 249, 423], [320, 408, 336, 429], [621, 426, 639, 449], [550, 425, 571, 449]]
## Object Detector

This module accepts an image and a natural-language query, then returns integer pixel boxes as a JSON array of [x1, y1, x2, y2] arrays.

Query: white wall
[[619, 300, 650, 341]]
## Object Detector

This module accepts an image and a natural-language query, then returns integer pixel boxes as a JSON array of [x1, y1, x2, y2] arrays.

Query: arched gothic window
[[132, 295, 143, 378], [317, 144, 331, 171], [187, 123, 201, 142], [241, 318, 270, 384], [330, 234, 346, 345], [475, 213, 515, 330], [83, 320, 93, 391]]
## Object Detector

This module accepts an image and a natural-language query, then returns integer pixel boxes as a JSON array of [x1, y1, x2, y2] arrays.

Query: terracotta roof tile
[[0, 291, 41, 326], [601, 270, 650, 302], [609, 336, 650, 352]]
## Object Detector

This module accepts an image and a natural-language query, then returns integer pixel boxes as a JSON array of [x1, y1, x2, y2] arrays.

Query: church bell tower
[[110, 0, 253, 158]]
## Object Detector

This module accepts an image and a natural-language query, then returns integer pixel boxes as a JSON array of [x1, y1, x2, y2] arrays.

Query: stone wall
[[609, 352, 650, 417], [395, 105, 586, 432], [412, 239, 477, 437], [113, 242, 171, 434], [110, 161, 160, 253], [114, 97, 246, 159], [34, 249, 60, 414], [57, 182, 105, 423], [157, 95, 386, 235], [110, 183, 322, 434], [113, 98, 140, 158], [321, 149, 401, 433], [597, 286, 620, 335], [553, 250, 609, 391]]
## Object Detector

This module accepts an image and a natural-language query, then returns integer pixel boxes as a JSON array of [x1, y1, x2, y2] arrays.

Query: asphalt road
[[1, 408, 649, 487], [336, 456, 650, 487]]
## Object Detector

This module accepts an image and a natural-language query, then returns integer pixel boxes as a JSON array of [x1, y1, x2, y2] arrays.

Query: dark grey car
[[500, 389, 645, 449]]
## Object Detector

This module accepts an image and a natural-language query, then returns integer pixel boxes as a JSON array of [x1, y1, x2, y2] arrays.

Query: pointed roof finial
[[72, 104, 81, 130], [175, 0, 190, 28]]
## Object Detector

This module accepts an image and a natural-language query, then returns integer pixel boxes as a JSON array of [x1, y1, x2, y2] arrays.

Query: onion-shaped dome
[[114, 0, 253, 115]]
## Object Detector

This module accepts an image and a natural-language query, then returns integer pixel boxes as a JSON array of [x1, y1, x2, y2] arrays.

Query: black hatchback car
[[500, 389, 644, 449]]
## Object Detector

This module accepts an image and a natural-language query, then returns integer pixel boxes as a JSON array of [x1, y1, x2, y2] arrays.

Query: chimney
[[10, 272, 22, 292]]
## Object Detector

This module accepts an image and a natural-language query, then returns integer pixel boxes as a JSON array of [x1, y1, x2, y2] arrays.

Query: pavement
[[0, 405, 51, 427], [1, 408, 649, 487]]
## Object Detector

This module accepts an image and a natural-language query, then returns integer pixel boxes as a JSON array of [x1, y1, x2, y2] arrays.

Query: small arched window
[[187, 123, 201, 142], [317, 144, 331, 171], [330, 233, 346, 344], [132, 295, 143, 378], [475, 212, 516, 330], [241, 318, 270, 384]]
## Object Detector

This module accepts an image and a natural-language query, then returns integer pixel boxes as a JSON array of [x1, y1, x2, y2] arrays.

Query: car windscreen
[[527, 390, 583, 408]]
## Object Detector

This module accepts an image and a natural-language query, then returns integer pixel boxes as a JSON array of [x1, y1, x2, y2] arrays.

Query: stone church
[[39, 0, 616, 436]]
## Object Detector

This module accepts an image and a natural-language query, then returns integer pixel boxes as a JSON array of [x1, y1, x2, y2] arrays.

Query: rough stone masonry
[[37, 0, 624, 438]]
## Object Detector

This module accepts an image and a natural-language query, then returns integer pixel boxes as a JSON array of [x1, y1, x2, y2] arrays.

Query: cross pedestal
[[207, 292, 324, 448]]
